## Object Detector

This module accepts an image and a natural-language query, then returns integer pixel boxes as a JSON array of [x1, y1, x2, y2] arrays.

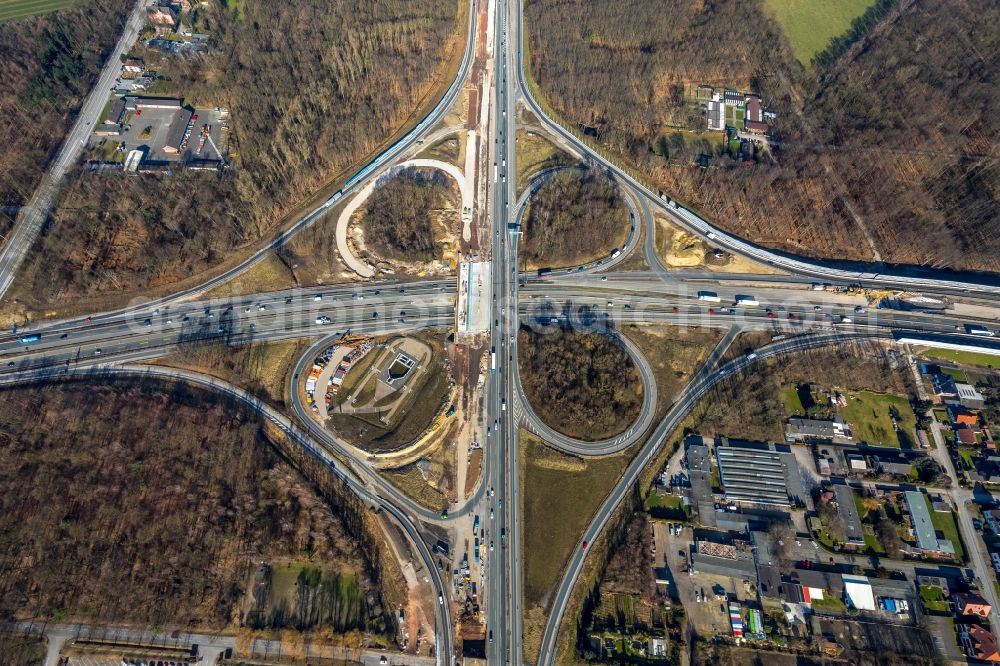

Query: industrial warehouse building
[[715, 439, 806, 507]]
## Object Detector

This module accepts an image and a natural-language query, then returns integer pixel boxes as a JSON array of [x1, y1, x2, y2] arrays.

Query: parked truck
[[966, 324, 995, 337]]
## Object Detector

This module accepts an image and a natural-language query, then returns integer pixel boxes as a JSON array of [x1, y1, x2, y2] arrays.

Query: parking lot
[[115, 106, 186, 162], [64, 656, 191, 666]]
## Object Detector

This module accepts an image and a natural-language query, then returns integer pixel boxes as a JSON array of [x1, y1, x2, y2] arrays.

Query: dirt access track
[[336, 158, 473, 277]]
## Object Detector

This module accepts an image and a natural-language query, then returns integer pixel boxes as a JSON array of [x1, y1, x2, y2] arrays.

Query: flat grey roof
[[906, 490, 955, 554], [691, 552, 757, 581], [833, 484, 865, 544], [716, 440, 793, 506]]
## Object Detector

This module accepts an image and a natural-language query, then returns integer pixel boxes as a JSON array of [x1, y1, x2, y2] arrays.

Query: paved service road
[[0, 0, 151, 299]]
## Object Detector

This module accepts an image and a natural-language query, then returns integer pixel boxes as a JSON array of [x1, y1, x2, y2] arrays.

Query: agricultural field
[[0, 0, 76, 23], [762, 0, 878, 63]]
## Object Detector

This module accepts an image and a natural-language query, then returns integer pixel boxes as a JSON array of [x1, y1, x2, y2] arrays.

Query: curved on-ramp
[[336, 158, 474, 278], [290, 332, 492, 519], [512, 328, 657, 456], [513, 163, 644, 276]]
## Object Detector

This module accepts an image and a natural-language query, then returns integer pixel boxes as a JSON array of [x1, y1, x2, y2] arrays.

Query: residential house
[[847, 454, 868, 472], [842, 574, 877, 611], [958, 427, 978, 446], [904, 490, 956, 556], [744, 94, 768, 134], [874, 455, 913, 476], [932, 373, 958, 399], [785, 418, 853, 443], [963, 623, 1000, 661], [833, 483, 865, 546], [787, 569, 844, 605], [707, 101, 725, 131], [951, 406, 979, 428], [104, 97, 126, 125], [162, 108, 193, 153], [122, 58, 144, 74], [723, 88, 744, 105], [955, 592, 992, 618], [917, 575, 950, 596], [984, 509, 1000, 533], [745, 95, 763, 124]]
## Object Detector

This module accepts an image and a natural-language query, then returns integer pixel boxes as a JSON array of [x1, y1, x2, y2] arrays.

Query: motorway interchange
[[3, 0, 1000, 664]]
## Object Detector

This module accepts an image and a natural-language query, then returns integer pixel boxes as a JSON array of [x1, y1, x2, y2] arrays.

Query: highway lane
[[508, 1, 1000, 298], [534, 330, 886, 665], [11, 278, 456, 339], [0, 301, 455, 377], [0, 0, 152, 300], [0, 360, 456, 666], [484, 0, 522, 661]]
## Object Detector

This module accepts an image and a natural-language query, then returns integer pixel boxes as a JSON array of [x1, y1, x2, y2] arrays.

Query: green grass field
[[841, 390, 916, 448], [0, 0, 77, 22], [918, 347, 1000, 371], [763, 0, 877, 64], [919, 585, 950, 613], [521, 432, 630, 607]]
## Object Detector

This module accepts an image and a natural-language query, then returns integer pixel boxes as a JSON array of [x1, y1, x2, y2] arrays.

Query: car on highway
[[258, 304, 267, 311], [601, 276, 607, 281], [94, 349, 101, 355], [582, 541, 588, 550], [315, 316, 332, 325], [314, 295, 322, 301], [142, 319, 151, 327]]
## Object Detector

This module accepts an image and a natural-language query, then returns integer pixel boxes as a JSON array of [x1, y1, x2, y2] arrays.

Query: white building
[[842, 574, 876, 611]]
